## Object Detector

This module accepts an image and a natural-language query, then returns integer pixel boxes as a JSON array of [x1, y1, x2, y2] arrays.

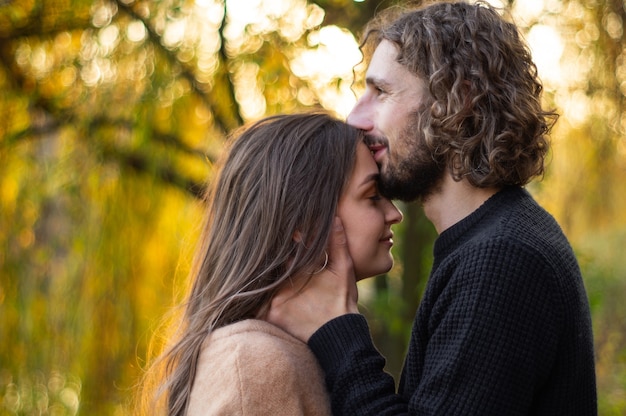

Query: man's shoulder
[[465, 187, 571, 260]]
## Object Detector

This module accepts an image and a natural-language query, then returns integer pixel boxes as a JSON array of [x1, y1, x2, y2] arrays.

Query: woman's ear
[[292, 230, 303, 243]]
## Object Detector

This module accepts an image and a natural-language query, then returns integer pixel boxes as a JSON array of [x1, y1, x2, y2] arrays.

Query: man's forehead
[[366, 40, 421, 88], [368, 40, 399, 70]]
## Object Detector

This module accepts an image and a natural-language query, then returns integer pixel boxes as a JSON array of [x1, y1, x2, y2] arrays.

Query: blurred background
[[0, 0, 625, 414]]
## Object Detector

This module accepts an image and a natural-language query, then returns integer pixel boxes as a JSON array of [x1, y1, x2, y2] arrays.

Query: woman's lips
[[380, 233, 394, 247]]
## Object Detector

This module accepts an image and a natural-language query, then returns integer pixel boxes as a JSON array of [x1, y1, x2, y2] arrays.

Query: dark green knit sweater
[[309, 186, 597, 415]]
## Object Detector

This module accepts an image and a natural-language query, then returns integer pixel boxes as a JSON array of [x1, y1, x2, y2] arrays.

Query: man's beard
[[376, 117, 445, 203]]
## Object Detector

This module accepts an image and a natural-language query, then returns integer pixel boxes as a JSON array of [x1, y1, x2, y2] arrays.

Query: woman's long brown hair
[[135, 111, 361, 415]]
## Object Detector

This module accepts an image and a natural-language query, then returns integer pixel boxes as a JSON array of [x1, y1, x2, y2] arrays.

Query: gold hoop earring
[[312, 251, 328, 274]]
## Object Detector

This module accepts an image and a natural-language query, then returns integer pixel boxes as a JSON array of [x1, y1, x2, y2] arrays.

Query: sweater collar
[[432, 186, 527, 258]]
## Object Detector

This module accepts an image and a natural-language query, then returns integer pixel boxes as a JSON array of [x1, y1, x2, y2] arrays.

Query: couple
[[140, 2, 597, 415]]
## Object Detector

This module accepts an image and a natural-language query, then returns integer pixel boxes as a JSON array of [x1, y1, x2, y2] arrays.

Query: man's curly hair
[[361, 1, 558, 188]]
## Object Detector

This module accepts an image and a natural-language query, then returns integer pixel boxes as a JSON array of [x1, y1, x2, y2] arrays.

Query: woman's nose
[[385, 200, 403, 225]]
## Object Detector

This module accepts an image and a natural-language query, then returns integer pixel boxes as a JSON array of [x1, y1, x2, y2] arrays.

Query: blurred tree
[[0, 0, 421, 413], [1, 0, 625, 414], [547, 1, 626, 413], [508, 0, 626, 412]]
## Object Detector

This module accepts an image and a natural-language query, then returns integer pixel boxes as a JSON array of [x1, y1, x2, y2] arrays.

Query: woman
[[138, 112, 402, 415]]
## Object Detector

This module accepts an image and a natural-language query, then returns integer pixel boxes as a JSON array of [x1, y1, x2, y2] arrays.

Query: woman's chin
[[354, 263, 394, 281]]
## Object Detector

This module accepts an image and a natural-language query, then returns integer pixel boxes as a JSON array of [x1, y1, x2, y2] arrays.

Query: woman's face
[[337, 142, 403, 280]]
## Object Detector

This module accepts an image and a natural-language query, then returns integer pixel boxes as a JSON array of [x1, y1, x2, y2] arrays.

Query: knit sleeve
[[407, 239, 563, 415], [309, 314, 408, 415]]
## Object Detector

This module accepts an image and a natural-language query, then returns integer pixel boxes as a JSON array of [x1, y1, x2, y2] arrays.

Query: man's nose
[[346, 101, 374, 132]]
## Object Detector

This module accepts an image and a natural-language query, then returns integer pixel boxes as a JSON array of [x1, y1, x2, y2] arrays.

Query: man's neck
[[423, 174, 501, 234]]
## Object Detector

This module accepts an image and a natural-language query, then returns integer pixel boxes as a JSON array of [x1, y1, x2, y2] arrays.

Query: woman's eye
[[369, 193, 382, 201]]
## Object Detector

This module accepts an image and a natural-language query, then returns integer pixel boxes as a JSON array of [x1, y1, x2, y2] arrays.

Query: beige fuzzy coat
[[187, 319, 332, 415]]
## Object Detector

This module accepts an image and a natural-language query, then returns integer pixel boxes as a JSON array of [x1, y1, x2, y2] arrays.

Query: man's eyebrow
[[365, 76, 393, 90]]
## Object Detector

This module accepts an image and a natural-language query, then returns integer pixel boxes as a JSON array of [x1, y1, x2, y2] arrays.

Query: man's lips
[[368, 144, 387, 163]]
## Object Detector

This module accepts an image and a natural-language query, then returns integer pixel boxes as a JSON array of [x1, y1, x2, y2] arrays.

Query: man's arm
[[309, 314, 409, 415]]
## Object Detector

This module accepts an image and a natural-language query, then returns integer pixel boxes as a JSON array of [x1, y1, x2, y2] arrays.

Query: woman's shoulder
[[209, 318, 303, 342], [198, 319, 319, 377], [206, 319, 309, 356], [188, 319, 331, 415]]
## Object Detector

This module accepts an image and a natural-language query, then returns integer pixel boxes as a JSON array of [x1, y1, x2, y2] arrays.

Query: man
[[268, 2, 597, 415]]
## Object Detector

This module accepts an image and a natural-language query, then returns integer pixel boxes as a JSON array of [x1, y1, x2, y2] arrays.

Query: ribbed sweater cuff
[[308, 314, 375, 372]]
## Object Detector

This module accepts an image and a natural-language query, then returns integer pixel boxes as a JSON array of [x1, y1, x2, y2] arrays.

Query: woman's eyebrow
[[359, 172, 380, 187]]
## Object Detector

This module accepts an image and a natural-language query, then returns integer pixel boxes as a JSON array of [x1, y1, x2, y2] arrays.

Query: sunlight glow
[[126, 21, 147, 43], [91, 2, 115, 28], [163, 19, 186, 48], [557, 90, 589, 127], [527, 24, 564, 87], [234, 62, 266, 120], [225, 0, 361, 118], [80, 61, 102, 86], [227, 0, 263, 26], [484, 0, 505, 9], [513, 0, 545, 22], [604, 12, 623, 40], [99, 24, 120, 55], [291, 25, 361, 116], [194, 0, 225, 25]]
